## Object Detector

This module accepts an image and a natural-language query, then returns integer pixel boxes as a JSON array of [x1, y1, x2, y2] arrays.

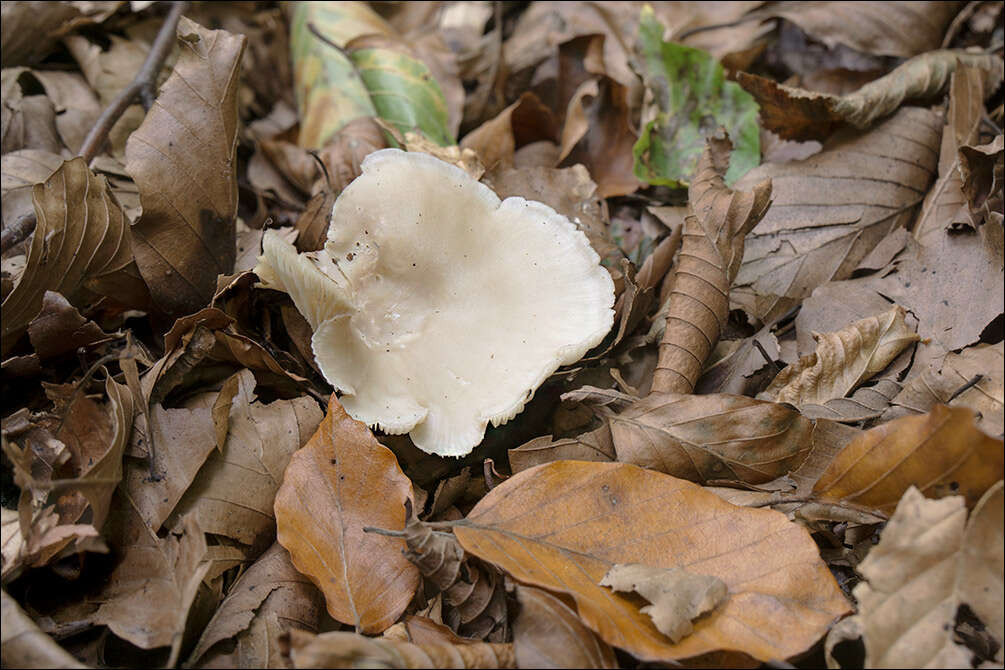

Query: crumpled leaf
[[2, 158, 146, 356], [959, 134, 1004, 222], [632, 6, 760, 188], [402, 512, 508, 641], [759, 305, 919, 406], [600, 563, 728, 644], [694, 325, 780, 396], [1, 589, 87, 669], [170, 369, 323, 548], [454, 460, 850, 663], [274, 396, 419, 634], [188, 542, 323, 668], [508, 424, 615, 474], [284, 628, 515, 669], [0, 148, 63, 230], [826, 483, 1004, 667], [652, 133, 771, 394], [125, 16, 246, 318], [513, 585, 617, 669], [732, 107, 941, 324], [885, 342, 1004, 438], [92, 510, 209, 663], [797, 379, 904, 423], [609, 392, 814, 485], [738, 51, 1004, 141], [814, 405, 1005, 514], [291, 1, 454, 148], [459, 91, 557, 171], [26, 291, 112, 361]]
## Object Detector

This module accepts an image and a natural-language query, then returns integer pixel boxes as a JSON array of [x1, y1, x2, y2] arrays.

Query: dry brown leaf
[[0, 149, 63, 230], [188, 542, 323, 668], [402, 506, 508, 641], [959, 134, 1004, 222], [797, 379, 903, 423], [508, 424, 615, 474], [26, 292, 111, 361], [125, 17, 246, 318], [454, 460, 850, 664], [738, 51, 1003, 141], [1, 589, 87, 669], [755, 2, 960, 58], [733, 107, 941, 324], [92, 510, 209, 663], [285, 628, 515, 669], [0, 70, 63, 156], [652, 133, 772, 394], [2, 158, 146, 356], [610, 392, 814, 485], [814, 405, 1005, 514], [170, 369, 322, 548], [274, 397, 419, 634], [600, 564, 728, 644], [513, 585, 617, 669], [1, 1, 90, 66], [759, 305, 918, 406], [885, 342, 1004, 437], [694, 325, 780, 396], [460, 92, 557, 170], [826, 483, 1004, 667], [121, 391, 218, 531]]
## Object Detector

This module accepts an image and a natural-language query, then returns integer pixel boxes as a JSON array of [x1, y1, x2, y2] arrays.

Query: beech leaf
[[513, 585, 618, 669], [454, 460, 850, 663], [813, 405, 1004, 514], [600, 563, 728, 644], [826, 483, 1004, 667], [125, 17, 246, 318], [758, 305, 919, 406], [273, 396, 419, 634]]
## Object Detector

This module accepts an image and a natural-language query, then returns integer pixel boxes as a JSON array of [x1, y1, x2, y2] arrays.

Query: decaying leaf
[[885, 342, 1004, 437], [273, 396, 419, 634], [609, 392, 814, 485], [2, 158, 145, 356], [826, 483, 1004, 667], [652, 133, 772, 394], [188, 542, 323, 668], [632, 6, 760, 187], [513, 585, 618, 669], [600, 563, 728, 644], [125, 17, 246, 318], [814, 405, 1005, 514], [170, 369, 322, 548], [283, 628, 515, 669], [733, 107, 941, 324], [508, 424, 616, 474], [739, 50, 1003, 141], [454, 460, 850, 663], [759, 305, 919, 406], [1, 589, 87, 669]]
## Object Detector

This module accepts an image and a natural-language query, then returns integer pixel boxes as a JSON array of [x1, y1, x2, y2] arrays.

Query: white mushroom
[[255, 149, 615, 456]]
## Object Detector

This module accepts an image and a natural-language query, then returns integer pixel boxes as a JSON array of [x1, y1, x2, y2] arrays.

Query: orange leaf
[[814, 405, 1004, 514], [274, 396, 420, 633], [453, 461, 849, 663]]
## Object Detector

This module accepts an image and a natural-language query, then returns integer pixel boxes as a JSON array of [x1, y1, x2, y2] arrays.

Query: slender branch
[[947, 374, 983, 403], [78, 0, 189, 164], [1, 1, 188, 256]]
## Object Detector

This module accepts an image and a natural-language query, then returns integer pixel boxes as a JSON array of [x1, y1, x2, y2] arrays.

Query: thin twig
[[78, 0, 189, 164], [947, 374, 983, 403], [2, 1, 188, 256]]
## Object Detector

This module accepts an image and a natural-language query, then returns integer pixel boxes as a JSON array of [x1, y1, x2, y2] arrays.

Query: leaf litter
[[0, 2, 1002, 669]]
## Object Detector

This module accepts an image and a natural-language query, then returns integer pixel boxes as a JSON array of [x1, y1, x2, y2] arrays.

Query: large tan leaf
[[171, 370, 322, 548], [454, 460, 850, 663], [827, 483, 1004, 667], [1, 158, 146, 356], [188, 542, 323, 668], [513, 585, 617, 669], [738, 51, 1003, 141], [814, 405, 1005, 514], [125, 17, 246, 318], [732, 107, 941, 324], [885, 342, 1004, 437], [274, 397, 419, 634], [759, 305, 919, 406], [652, 134, 772, 394], [753, 2, 960, 58], [610, 392, 814, 485]]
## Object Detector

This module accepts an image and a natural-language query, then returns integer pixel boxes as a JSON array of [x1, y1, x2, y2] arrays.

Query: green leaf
[[290, 1, 453, 149], [632, 5, 760, 187]]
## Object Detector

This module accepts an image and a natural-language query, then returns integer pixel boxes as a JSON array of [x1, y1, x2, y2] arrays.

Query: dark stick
[[1, 1, 189, 256], [947, 374, 983, 403]]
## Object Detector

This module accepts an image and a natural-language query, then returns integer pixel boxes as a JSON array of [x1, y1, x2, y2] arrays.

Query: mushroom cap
[[256, 149, 614, 456]]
